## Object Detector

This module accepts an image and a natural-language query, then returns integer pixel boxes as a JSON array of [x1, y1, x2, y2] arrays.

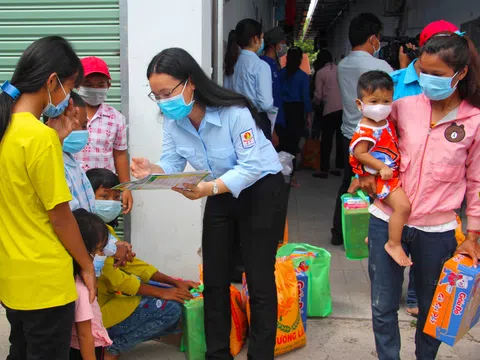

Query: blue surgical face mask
[[372, 37, 381, 58], [256, 38, 265, 56], [157, 81, 195, 121], [277, 44, 288, 58], [62, 130, 89, 154], [103, 233, 118, 257], [93, 254, 107, 277], [42, 76, 70, 118], [419, 71, 460, 101], [95, 200, 122, 223]]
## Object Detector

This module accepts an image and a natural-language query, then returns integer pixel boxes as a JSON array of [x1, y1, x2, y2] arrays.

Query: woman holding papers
[[131, 47, 285, 360]]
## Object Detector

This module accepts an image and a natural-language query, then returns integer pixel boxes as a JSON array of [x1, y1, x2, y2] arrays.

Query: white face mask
[[359, 101, 392, 122], [78, 86, 108, 106]]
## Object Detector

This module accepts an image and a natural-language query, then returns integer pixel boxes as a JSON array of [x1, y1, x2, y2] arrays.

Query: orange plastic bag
[[302, 138, 320, 170], [199, 266, 247, 356], [242, 260, 306, 356]]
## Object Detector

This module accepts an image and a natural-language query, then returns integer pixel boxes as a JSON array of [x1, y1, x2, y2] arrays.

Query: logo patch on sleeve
[[240, 129, 256, 149]]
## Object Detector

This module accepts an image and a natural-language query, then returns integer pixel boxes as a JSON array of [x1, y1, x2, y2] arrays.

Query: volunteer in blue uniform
[[223, 18, 274, 141], [260, 27, 287, 149], [131, 48, 285, 360]]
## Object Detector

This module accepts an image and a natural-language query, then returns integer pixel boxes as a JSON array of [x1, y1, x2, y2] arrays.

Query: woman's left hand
[[456, 233, 480, 267], [172, 182, 211, 200]]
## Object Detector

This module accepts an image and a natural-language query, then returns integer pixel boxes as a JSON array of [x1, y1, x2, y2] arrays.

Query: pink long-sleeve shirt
[[313, 63, 342, 116], [374, 94, 480, 230]]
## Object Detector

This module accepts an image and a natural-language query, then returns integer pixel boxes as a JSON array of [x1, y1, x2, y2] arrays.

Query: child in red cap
[[76, 56, 133, 214]]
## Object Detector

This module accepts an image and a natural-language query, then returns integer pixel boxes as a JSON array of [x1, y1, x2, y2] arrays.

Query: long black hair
[[0, 36, 84, 142], [314, 49, 333, 71], [224, 19, 263, 76], [147, 47, 261, 126], [286, 46, 303, 77], [224, 30, 239, 76], [421, 32, 480, 108], [72, 209, 109, 276]]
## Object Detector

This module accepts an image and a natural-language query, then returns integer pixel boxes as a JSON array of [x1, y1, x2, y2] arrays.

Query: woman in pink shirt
[[70, 209, 112, 360], [357, 31, 480, 359], [312, 49, 343, 178]]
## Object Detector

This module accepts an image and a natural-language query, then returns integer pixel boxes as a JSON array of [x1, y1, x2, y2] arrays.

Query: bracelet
[[466, 229, 480, 235]]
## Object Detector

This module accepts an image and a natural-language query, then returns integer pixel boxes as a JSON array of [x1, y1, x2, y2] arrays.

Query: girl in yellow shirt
[[0, 36, 96, 360]]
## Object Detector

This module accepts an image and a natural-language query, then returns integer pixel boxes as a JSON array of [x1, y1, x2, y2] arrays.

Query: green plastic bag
[[341, 192, 370, 260], [181, 285, 206, 360], [277, 243, 332, 317]]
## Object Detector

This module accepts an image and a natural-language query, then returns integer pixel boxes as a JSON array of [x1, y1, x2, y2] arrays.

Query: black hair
[[147, 47, 261, 126], [421, 32, 480, 108], [72, 208, 109, 276], [224, 19, 263, 76], [86, 168, 120, 193], [0, 36, 84, 142], [70, 91, 86, 108], [314, 49, 333, 71], [357, 70, 394, 99], [285, 47, 303, 77], [349, 13, 383, 48], [224, 30, 239, 76]]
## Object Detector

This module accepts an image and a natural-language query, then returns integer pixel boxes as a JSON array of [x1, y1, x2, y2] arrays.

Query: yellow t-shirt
[[0, 112, 76, 310]]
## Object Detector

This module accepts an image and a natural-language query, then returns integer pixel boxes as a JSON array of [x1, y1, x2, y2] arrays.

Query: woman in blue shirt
[[131, 48, 284, 360], [280, 47, 313, 165], [223, 19, 274, 142]]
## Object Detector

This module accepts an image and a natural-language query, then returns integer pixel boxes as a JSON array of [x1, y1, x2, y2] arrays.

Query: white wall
[[401, 0, 480, 37], [223, 0, 275, 42], [125, 0, 211, 280]]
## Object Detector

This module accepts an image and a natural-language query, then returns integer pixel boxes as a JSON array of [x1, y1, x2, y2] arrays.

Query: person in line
[[350, 71, 411, 266], [357, 31, 480, 360], [70, 209, 112, 360], [84, 169, 197, 360], [223, 19, 274, 141], [0, 36, 95, 360], [390, 19, 460, 318], [75, 56, 133, 214], [132, 48, 285, 360], [311, 49, 343, 178], [332, 13, 393, 246], [279, 47, 313, 171], [260, 26, 288, 148]]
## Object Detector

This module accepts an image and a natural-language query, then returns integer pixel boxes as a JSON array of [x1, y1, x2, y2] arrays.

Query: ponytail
[[0, 36, 83, 142], [421, 32, 480, 108], [286, 46, 303, 78], [224, 30, 240, 76]]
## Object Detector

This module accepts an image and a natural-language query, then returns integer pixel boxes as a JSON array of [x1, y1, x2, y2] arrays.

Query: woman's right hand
[[131, 157, 152, 179], [80, 268, 97, 304], [155, 287, 194, 303]]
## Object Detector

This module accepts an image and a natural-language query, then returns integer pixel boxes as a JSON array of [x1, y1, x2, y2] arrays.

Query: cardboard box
[[424, 254, 480, 346]]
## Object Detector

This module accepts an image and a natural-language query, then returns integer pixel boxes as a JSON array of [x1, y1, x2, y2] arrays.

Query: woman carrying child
[[355, 30, 480, 359]]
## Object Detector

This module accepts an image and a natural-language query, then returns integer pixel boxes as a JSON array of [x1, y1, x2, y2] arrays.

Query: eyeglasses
[[148, 80, 186, 102]]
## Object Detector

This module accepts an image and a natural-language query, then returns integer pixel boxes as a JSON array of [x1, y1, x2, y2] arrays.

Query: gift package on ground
[[276, 243, 332, 317], [424, 254, 480, 346], [242, 259, 307, 356], [341, 192, 370, 260], [181, 284, 247, 359]]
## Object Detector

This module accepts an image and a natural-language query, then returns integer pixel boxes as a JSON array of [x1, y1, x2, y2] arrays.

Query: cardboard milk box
[[424, 254, 480, 346]]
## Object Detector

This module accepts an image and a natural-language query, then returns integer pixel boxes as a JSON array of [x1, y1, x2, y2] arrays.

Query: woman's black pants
[[202, 173, 286, 360]]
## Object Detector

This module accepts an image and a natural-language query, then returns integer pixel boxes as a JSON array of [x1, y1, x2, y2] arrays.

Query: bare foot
[[365, 237, 369, 244], [384, 241, 412, 266], [104, 352, 120, 360]]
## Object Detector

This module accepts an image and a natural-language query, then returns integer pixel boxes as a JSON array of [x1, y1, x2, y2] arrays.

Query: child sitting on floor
[[70, 209, 112, 360], [350, 70, 411, 267]]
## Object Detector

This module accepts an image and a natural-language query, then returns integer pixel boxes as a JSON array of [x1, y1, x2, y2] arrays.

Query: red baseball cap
[[419, 20, 459, 46], [81, 56, 111, 79]]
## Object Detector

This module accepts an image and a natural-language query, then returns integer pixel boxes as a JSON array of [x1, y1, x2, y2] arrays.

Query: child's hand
[[155, 287, 194, 303], [175, 279, 201, 291], [122, 189, 133, 214], [47, 99, 79, 143], [379, 166, 393, 180]]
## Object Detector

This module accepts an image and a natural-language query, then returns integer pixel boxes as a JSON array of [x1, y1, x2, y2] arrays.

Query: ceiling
[[294, 0, 351, 40]]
